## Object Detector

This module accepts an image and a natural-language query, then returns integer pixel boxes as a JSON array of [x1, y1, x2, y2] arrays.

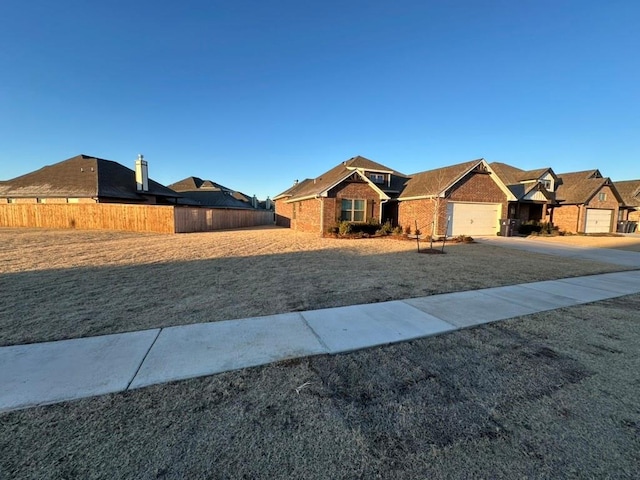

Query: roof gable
[[400, 159, 514, 200], [556, 170, 622, 204], [273, 156, 408, 202]]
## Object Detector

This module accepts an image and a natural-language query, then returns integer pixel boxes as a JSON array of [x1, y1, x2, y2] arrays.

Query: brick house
[[552, 170, 624, 234], [398, 159, 514, 237], [273, 156, 408, 234], [274, 156, 515, 237]]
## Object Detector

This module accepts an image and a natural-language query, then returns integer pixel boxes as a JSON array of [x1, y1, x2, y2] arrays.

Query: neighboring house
[[273, 156, 409, 233], [0, 154, 181, 205], [614, 179, 640, 224], [168, 177, 260, 209], [398, 159, 515, 237], [552, 170, 624, 234], [489, 162, 558, 223], [274, 156, 514, 237]]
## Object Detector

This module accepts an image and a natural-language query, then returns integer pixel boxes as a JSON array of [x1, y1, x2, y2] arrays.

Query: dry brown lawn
[[2, 294, 639, 479], [0, 226, 635, 346]]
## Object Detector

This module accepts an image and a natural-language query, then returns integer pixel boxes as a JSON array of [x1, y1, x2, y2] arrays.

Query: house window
[[598, 192, 607, 201], [541, 180, 552, 190], [7, 198, 15, 204], [36, 198, 46, 204], [369, 173, 385, 184], [341, 199, 365, 222]]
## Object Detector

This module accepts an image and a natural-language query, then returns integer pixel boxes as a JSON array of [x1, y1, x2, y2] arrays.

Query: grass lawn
[[0, 226, 636, 346], [1, 226, 639, 478], [1, 294, 638, 479]]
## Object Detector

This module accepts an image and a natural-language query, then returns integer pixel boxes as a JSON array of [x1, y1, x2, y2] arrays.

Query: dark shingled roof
[[399, 159, 483, 199], [517, 168, 552, 182], [489, 162, 524, 186], [168, 176, 255, 209], [489, 162, 557, 200], [0, 154, 180, 201], [614, 180, 640, 207], [273, 156, 408, 201], [555, 170, 611, 204]]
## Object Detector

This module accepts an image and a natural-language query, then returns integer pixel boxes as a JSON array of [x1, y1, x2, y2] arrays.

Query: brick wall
[[399, 172, 508, 236], [274, 199, 293, 227], [553, 185, 621, 233], [329, 181, 381, 225], [275, 180, 382, 235], [551, 205, 580, 233], [294, 198, 322, 234], [398, 199, 436, 235]]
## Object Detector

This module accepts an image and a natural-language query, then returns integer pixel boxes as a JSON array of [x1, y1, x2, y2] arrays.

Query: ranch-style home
[[552, 169, 624, 234], [274, 156, 630, 236], [0, 154, 180, 204], [274, 156, 409, 232], [274, 156, 516, 236]]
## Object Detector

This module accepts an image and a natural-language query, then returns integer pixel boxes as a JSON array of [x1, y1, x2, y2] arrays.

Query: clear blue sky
[[1, 0, 638, 199]]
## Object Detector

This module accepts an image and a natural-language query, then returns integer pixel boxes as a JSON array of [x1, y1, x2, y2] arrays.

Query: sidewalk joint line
[[298, 312, 331, 353], [126, 328, 162, 390]]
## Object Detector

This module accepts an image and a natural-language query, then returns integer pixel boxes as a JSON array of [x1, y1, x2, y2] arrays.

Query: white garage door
[[585, 209, 613, 233], [446, 202, 501, 236]]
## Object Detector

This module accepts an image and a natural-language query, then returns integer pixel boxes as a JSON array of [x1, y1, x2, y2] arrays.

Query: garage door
[[585, 209, 613, 233], [446, 202, 501, 236]]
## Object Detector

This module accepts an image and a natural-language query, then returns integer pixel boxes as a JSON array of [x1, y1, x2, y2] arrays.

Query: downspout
[[380, 198, 388, 223]]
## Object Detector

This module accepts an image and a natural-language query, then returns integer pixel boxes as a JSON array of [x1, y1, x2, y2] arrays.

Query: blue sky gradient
[[1, 1, 638, 199]]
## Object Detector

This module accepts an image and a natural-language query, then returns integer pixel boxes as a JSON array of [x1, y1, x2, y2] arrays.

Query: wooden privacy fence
[[174, 207, 274, 233], [0, 204, 275, 233]]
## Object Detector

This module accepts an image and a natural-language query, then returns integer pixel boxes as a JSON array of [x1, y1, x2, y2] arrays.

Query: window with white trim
[[341, 199, 365, 222], [598, 192, 607, 201]]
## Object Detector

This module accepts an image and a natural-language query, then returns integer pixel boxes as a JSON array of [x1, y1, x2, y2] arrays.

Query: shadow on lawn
[[0, 242, 626, 347]]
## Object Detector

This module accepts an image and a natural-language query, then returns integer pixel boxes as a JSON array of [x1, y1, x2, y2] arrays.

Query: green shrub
[[392, 226, 403, 235]]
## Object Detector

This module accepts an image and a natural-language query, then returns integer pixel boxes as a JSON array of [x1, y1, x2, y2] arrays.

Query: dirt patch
[[0, 226, 634, 346]]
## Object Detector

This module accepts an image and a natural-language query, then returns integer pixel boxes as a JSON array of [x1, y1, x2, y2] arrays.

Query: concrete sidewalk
[[2, 269, 640, 413]]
